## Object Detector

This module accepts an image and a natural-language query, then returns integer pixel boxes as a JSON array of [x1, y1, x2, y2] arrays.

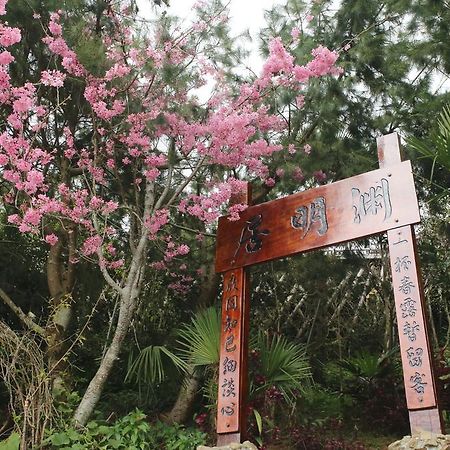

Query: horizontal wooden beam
[[216, 161, 419, 273]]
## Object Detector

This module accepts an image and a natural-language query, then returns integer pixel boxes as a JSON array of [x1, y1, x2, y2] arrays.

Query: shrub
[[44, 410, 207, 450]]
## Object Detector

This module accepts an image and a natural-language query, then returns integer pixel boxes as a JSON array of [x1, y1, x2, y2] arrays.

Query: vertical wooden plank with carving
[[216, 184, 251, 445], [378, 132, 444, 433]]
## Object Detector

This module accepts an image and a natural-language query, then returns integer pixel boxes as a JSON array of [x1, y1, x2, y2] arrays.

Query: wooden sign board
[[215, 133, 443, 444], [388, 226, 437, 410], [216, 161, 419, 273], [217, 269, 248, 434]]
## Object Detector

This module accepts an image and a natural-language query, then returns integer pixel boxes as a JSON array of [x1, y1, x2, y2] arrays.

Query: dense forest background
[[0, 0, 449, 449]]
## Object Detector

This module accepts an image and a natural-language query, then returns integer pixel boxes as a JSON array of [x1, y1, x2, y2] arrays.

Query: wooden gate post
[[377, 133, 444, 433], [216, 184, 251, 446]]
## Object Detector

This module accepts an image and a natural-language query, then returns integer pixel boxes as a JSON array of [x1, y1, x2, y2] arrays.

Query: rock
[[197, 441, 258, 450], [388, 432, 450, 450]]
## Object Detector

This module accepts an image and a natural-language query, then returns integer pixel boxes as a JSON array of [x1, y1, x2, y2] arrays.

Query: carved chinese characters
[[216, 161, 419, 273], [234, 214, 270, 257], [217, 269, 247, 433], [387, 226, 437, 409], [291, 197, 328, 238], [352, 178, 392, 223], [214, 133, 443, 444]]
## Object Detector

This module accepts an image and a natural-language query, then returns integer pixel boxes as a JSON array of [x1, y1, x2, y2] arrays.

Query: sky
[[135, 0, 285, 73]]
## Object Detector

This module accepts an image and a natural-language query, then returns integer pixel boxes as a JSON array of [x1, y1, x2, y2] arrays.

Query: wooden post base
[[217, 432, 242, 446], [409, 408, 444, 434]]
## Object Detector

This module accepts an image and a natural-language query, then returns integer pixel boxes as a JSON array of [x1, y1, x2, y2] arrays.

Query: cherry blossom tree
[[0, 0, 340, 425]]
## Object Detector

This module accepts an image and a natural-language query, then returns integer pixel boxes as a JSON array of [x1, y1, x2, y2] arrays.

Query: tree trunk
[[164, 257, 219, 423], [73, 294, 135, 426], [74, 182, 152, 426], [46, 227, 76, 391], [163, 366, 200, 424]]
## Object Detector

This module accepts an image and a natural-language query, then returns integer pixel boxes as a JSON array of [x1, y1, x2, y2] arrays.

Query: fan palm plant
[[251, 332, 311, 406], [125, 307, 221, 385], [408, 104, 450, 196], [176, 306, 221, 367], [126, 307, 310, 423]]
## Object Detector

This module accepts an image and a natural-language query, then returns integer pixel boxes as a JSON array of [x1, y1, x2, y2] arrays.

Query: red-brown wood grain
[[379, 133, 444, 433], [216, 161, 419, 273], [217, 268, 248, 434], [217, 182, 251, 443], [214, 132, 444, 441], [387, 226, 437, 410]]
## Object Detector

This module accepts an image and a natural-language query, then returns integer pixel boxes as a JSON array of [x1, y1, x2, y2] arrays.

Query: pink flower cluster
[[163, 240, 190, 262], [261, 37, 340, 89], [262, 37, 294, 77], [42, 12, 86, 76], [45, 233, 59, 246], [84, 82, 125, 120], [144, 209, 170, 238], [178, 178, 247, 224], [0, 24, 21, 47], [82, 235, 102, 256], [41, 69, 66, 87], [0, 0, 339, 284]]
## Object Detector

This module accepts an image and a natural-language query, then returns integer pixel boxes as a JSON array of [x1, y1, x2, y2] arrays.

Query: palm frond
[[176, 306, 221, 367], [125, 345, 186, 386], [408, 104, 450, 182], [255, 332, 311, 404]]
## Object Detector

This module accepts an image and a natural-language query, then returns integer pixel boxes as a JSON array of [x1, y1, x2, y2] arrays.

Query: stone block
[[197, 441, 258, 450], [388, 432, 450, 450]]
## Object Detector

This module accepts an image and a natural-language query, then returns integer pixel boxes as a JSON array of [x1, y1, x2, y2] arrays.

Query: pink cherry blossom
[[45, 234, 59, 246], [145, 209, 169, 237], [0, 0, 339, 294], [0, 50, 13, 65], [313, 170, 327, 182], [293, 167, 304, 182], [262, 37, 294, 77], [108, 259, 124, 269], [177, 244, 190, 255], [228, 203, 248, 221], [295, 95, 305, 109], [82, 235, 103, 256], [41, 70, 66, 87], [291, 27, 300, 41], [0, 25, 21, 47]]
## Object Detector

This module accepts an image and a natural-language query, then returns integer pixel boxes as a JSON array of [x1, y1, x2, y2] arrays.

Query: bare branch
[[0, 288, 46, 337], [169, 221, 216, 237], [92, 215, 123, 294], [154, 162, 173, 211], [166, 156, 206, 207]]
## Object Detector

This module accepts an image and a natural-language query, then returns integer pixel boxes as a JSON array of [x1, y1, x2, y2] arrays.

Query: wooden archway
[[214, 133, 444, 445]]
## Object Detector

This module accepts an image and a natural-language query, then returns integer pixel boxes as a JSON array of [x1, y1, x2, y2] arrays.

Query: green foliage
[[299, 387, 354, 424], [0, 433, 20, 450], [408, 104, 450, 198], [147, 422, 207, 450], [252, 332, 311, 405], [45, 410, 206, 450], [176, 307, 221, 367], [125, 345, 186, 385], [54, 390, 83, 421], [125, 307, 220, 398], [337, 351, 394, 383]]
